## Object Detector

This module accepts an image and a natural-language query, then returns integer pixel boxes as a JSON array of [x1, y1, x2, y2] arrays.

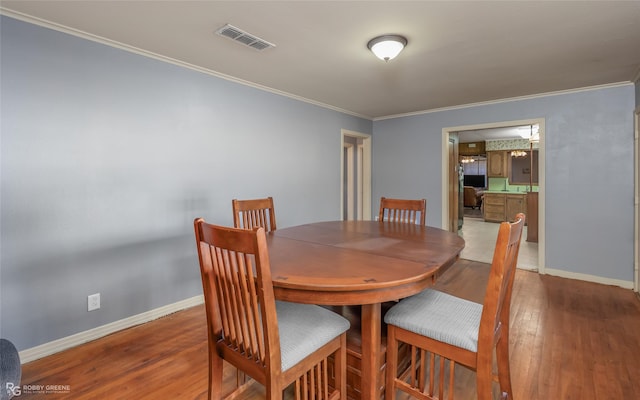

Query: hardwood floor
[[20, 259, 640, 399]]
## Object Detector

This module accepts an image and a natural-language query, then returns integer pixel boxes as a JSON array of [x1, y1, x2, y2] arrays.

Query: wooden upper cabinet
[[487, 151, 508, 177], [459, 141, 486, 156]]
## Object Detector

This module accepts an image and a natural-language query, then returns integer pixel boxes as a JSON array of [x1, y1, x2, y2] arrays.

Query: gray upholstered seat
[[384, 288, 482, 352], [276, 301, 350, 371]]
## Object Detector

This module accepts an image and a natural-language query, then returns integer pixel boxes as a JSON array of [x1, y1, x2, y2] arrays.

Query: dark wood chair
[[378, 197, 427, 226], [384, 213, 526, 400], [194, 219, 349, 400], [232, 197, 277, 232]]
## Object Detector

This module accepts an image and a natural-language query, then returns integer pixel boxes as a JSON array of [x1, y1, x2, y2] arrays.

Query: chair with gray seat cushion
[[194, 219, 349, 400], [384, 213, 525, 400], [1, 338, 21, 400]]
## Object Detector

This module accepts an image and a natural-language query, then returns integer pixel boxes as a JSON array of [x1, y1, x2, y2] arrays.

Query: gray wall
[[0, 17, 371, 350], [636, 79, 640, 107], [372, 85, 636, 283]]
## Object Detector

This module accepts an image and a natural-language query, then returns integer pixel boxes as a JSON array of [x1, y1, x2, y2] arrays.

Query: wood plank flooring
[[19, 259, 640, 399]]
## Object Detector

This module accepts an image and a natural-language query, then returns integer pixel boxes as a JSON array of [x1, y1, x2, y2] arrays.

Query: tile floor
[[458, 217, 538, 270]]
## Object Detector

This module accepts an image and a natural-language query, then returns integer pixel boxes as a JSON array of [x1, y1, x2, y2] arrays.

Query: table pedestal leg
[[360, 303, 381, 400]]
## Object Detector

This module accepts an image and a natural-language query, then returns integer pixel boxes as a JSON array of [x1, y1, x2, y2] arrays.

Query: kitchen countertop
[[483, 190, 529, 194]]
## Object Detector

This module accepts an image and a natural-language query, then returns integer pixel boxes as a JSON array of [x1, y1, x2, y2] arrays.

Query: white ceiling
[[2, 1, 640, 121]]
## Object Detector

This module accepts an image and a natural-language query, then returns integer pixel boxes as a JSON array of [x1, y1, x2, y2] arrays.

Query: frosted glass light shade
[[367, 35, 407, 61]]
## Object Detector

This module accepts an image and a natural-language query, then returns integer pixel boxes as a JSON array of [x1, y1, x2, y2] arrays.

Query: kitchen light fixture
[[461, 156, 476, 164], [510, 150, 527, 158], [367, 35, 407, 61]]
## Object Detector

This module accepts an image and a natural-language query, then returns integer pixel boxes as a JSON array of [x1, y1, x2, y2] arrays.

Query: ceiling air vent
[[216, 24, 275, 51]]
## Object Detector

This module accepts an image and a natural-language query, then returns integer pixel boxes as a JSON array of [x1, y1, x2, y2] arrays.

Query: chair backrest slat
[[379, 197, 427, 226], [238, 250, 264, 361]]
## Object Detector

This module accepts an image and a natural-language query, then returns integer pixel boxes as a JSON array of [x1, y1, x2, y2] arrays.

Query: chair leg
[[266, 383, 283, 400], [385, 327, 399, 400], [475, 353, 493, 400], [336, 334, 347, 399], [496, 335, 513, 399], [209, 346, 223, 400]]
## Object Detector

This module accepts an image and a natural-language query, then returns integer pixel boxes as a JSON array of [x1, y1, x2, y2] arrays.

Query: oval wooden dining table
[[266, 220, 465, 400]]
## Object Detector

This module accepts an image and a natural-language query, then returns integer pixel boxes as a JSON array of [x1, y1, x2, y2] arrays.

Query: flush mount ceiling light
[[367, 34, 407, 61]]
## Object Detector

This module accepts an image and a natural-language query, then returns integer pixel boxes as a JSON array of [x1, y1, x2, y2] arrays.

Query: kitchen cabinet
[[487, 151, 507, 177], [506, 194, 527, 222], [483, 192, 527, 223], [483, 193, 506, 222], [459, 141, 486, 156]]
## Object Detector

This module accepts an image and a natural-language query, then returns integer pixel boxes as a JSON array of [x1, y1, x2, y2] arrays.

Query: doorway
[[442, 119, 545, 273], [341, 130, 371, 220]]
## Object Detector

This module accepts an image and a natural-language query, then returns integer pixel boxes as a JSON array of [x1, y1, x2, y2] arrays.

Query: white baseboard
[[544, 268, 634, 289], [19, 295, 204, 364]]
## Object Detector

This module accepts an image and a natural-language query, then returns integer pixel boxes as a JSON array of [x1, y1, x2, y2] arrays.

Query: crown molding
[[374, 81, 634, 121]]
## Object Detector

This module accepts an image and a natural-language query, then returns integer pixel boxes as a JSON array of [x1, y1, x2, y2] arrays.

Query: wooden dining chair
[[194, 219, 349, 400], [378, 197, 427, 226], [232, 197, 277, 232], [384, 213, 525, 400]]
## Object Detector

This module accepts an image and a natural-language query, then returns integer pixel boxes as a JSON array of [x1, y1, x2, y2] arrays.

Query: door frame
[[634, 106, 639, 293], [341, 129, 372, 220], [344, 141, 355, 220], [441, 118, 546, 274], [448, 134, 460, 233]]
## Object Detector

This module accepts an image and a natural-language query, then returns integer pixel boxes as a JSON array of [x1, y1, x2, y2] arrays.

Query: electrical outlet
[[88, 293, 100, 311]]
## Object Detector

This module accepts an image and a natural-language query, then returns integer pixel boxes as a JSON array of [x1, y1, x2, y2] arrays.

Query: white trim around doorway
[[341, 129, 372, 221], [634, 106, 639, 293], [441, 118, 546, 275]]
